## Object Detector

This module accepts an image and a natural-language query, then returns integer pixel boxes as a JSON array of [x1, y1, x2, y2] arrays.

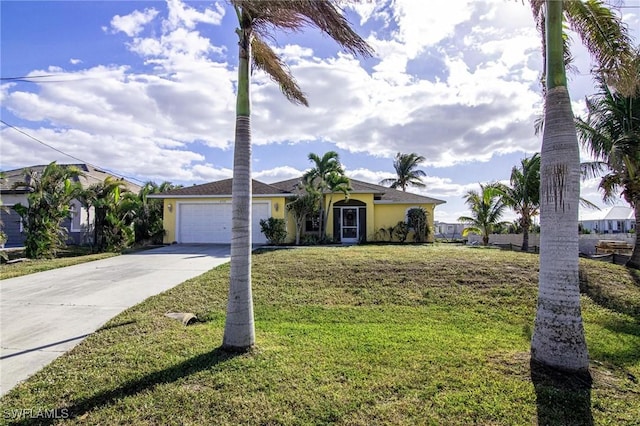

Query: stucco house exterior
[[579, 205, 635, 234], [151, 177, 445, 245], [0, 164, 140, 248], [434, 221, 467, 240]]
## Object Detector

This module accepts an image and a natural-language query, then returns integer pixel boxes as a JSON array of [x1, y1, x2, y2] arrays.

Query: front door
[[341, 207, 359, 243]]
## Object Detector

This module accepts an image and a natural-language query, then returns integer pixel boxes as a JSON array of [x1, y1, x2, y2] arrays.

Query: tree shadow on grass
[[10, 347, 244, 426], [530, 360, 594, 426], [578, 266, 640, 320]]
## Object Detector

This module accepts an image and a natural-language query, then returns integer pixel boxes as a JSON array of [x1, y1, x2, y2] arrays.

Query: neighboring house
[[0, 164, 141, 248], [151, 177, 446, 245], [579, 206, 635, 234], [434, 221, 466, 240]]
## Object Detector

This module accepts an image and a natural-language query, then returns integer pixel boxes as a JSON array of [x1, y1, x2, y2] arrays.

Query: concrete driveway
[[0, 244, 231, 396]]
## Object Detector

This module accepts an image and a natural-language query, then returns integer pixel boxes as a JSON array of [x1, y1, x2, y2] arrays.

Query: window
[[69, 200, 82, 232], [305, 214, 320, 233]]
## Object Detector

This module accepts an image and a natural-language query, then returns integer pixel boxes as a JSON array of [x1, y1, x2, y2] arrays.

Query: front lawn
[[0, 247, 117, 280], [1, 245, 639, 425]]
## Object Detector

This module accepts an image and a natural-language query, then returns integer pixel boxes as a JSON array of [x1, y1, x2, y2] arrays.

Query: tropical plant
[[0, 171, 9, 259], [224, 1, 372, 350], [407, 207, 429, 243], [82, 177, 130, 252], [497, 153, 540, 252], [303, 151, 351, 241], [577, 65, 640, 268], [259, 217, 287, 245], [376, 224, 397, 242], [393, 221, 409, 243], [379, 152, 427, 191], [529, 0, 635, 372], [122, 181, 179, 245], [286, 191, 320, 246], [458, 183, 508, 246], [12, 162, 83, 258]]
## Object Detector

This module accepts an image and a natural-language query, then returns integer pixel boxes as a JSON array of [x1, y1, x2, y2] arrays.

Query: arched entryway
[[333, 200, 367, 243]]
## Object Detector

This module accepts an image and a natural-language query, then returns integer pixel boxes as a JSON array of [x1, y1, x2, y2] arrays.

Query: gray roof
[[1, 163, 141, 194], [152, 178, 291, 197], [270, 177, 446, 205], [149, 175, 445, 204], [580, 206, 634, 222]]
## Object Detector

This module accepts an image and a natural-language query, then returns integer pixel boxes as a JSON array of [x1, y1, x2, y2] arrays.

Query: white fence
[[466, 233, 635, 255]]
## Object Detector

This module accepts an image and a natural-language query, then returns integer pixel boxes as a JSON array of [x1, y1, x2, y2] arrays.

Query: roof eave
[[148, 193, 294, 199]]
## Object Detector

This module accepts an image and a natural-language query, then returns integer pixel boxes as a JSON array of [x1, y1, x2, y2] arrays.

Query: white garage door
[[178, 202, 271, 244]]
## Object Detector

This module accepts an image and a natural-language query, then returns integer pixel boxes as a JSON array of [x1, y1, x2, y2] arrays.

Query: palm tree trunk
[[626, 202, 640, 269], [531, 0, 588, 372], [521, 216, 530, 252], [223, 25, 255, 351], [531, 86, 589, 371]]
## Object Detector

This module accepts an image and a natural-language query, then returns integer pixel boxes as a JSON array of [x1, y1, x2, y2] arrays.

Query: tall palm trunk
[[521, 215, 530, 252], [223, 24, 255, 350], [531, 0, 588, 372], [627, 202, 640, 269]]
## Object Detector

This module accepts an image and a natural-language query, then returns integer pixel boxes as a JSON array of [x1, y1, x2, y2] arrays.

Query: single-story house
[[0, 164, 140, 248], [434, 221, 466, 239], [150, 177, 446, 245], [579, 205, 635, 234]]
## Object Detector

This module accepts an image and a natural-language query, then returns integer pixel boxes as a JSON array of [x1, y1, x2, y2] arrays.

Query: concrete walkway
[[0, 244, 231, 396]]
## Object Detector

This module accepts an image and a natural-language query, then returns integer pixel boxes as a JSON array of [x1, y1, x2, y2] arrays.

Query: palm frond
[[564, 0, 635, 95], [251, 36, 308, 106], [234, 0, 373, 57], [580, 161, 609, 180]]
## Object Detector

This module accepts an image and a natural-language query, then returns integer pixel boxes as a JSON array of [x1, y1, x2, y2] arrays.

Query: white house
[[579, 206, 635, 234], [434, 221, 466, 239]]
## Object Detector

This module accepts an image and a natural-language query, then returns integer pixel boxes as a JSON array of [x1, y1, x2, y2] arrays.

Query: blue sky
[[1, 0, 639, 222]]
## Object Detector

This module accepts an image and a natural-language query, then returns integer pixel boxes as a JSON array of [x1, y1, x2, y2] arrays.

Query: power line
[[0, 119, 146, 185]]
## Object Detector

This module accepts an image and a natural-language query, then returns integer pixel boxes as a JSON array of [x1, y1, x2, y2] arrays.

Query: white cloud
[[254, 166, 304, 183], [69, 58, 82, 65], [164, 0, 224, 31], [2, 0, 638, 211], [110, 8, 159, 37]]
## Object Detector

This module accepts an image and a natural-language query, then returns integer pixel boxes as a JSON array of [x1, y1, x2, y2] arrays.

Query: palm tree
[[224, 1, 372, 350], [577, 65, 640, 268], [497, 153, 540, 252], [83, 177, 129, 252], [302, 151, 350, 241], [13, 162, 83, 258], [122, 181, 180, 245], [379, 152, 427, 191], [529, 0, 635, 372], [458, 183, 508, 246]]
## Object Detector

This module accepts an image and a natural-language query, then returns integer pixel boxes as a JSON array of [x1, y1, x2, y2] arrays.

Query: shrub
[[259, 217, 287, 245], [301, 234, 320, 245], [394, 221, 409, 242], [407, 207, 429, 242]]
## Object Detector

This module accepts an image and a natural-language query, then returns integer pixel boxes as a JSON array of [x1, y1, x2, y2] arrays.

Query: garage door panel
[[178, 202, 270, 244]]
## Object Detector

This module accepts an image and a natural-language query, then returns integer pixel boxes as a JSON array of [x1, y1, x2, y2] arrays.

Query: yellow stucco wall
[[373, 203, 437, 243], [162, 195, 439, 244], [161, 196, 287, 244], [326, 193, 374, 240]]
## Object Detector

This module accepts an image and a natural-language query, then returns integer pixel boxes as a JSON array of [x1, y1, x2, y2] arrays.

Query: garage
[[177, 202, 270, 244]]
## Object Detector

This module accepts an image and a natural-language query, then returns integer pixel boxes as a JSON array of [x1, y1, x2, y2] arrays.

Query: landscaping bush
[[407, 207, 429, 242], [259, 217, 287, 245], [394, 221, 409, 242]]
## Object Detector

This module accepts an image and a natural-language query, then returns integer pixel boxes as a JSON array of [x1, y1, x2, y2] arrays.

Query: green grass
[[0, 247, 117, 280], [1, 245, 639, 425]]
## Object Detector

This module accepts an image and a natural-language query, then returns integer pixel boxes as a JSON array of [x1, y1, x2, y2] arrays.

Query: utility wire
[[0, 119, 146, 185]]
